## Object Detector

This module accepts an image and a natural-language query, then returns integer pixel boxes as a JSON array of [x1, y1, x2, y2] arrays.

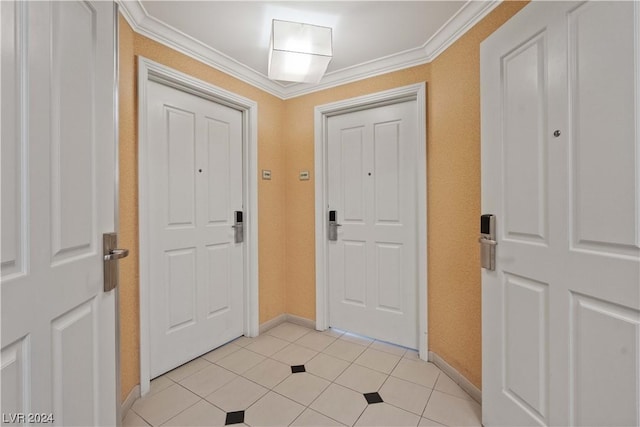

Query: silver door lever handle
[[104, 248, 129, 261], [478, 237, 497, 246]]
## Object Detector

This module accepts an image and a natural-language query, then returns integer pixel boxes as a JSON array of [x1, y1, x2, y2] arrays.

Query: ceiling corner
[[423, 0, 502, 61]]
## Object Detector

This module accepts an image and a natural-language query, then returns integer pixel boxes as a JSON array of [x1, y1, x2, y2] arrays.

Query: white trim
[[314, 83, 428, 360], [137, 57, 259, 395], [429, 351, 482, 404], [116, 0, 500, 100], [120, 385, 140, 420]]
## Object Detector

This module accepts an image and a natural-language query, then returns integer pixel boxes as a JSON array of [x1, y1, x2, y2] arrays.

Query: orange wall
[[282, 1, 527, 388], [119, 1, 528, 401], [118, 16, 287, 400]]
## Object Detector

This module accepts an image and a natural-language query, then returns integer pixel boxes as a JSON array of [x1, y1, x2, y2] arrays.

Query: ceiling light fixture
[[268, 19, 333, 84]]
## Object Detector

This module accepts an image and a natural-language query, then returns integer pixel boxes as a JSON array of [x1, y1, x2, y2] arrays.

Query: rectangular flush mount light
[[268, 19, 332, 84]]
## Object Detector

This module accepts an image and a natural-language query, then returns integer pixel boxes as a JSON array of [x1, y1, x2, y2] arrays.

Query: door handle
[[232, 211, 244, 243], [328, 210, 341, 241], [104, 248, 129, 261], [103, 233, 129, 292], [479, 214, 496, 270]]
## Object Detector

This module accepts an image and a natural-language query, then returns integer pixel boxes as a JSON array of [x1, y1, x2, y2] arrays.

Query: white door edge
[[313, 82, 428, 360], [137, 56, 259, 395]]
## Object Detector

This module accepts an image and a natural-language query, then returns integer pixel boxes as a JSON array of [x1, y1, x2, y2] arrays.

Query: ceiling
[[118, 1, 500, 99]]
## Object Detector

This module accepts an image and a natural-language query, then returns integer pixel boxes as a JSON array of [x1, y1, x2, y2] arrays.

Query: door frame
[[137, 57, 259, 394], [313, 83, 428, 359]]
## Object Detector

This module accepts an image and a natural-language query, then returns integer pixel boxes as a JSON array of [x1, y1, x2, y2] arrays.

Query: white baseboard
[[429, 351, 482, 404], [121, 384, 141, 421], [259, 313, 316, 334], [283, 313, 316, 330], [258, 313, 288, 334]]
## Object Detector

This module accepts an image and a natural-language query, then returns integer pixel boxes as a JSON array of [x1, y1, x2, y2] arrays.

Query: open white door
[[481, 1, 639, 425], [1, 1, 119, 425]]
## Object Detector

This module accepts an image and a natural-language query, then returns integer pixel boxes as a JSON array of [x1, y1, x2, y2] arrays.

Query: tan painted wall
[[282, 1, 528, 388], [118, 16, 287, 400], [118, 1, 528, 401]]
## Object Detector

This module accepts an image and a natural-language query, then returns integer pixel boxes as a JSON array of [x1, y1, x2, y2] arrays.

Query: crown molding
[[423, 0, 501, 61], [117, 0, 501, 100]]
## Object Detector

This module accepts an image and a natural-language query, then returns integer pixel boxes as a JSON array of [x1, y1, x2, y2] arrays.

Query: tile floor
[[124, 322, 481, 427]]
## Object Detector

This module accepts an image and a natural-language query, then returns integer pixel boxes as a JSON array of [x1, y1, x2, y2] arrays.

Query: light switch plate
[[299, 171, 310, 181], [262, 170, 272, 180]]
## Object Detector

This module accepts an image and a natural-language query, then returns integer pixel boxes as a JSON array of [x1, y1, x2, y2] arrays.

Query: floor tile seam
[[152, 391, 204, 427], [431, 384, 474, 402], [352, 351, 403, 375], [181, 363, 240, 396], [374, 374, 434, 418]]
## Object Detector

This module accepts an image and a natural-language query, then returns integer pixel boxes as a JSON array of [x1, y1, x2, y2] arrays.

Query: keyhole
[[368, 172, 372, 176], [198, 169, 203, 173], [553, 130, 561, 137]]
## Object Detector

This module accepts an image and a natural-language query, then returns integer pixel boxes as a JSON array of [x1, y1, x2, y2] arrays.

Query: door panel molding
[[137, 57, 259, 395], [314, 83, 428, 359]]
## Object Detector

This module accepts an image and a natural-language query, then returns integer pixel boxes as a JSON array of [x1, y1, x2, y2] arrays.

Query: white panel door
[[481, 2, 640, 425], [147, 81, 244, 378], [1, 1, 117, 425], [327, 101, 418, 348]]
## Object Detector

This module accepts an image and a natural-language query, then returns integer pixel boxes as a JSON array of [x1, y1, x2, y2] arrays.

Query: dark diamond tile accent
[[364, 392, 383, 404], [225, 410, 245, 425], [291, 364, 306, 373]]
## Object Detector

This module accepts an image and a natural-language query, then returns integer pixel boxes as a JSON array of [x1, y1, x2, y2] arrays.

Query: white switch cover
[[262, 170, 272, 180], [299, 171, 310, 181]]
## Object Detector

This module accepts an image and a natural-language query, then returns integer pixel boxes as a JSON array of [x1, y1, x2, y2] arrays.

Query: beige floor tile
[[202, 343, 242, 363], [379, 376, 432, 416], [164, 358, 211, 382], [355, 403, 421, 427], [434, 372, 473, 400], [370, 340, 408, 357], [179, 364, 237, 397], [354, 348, 402, 374], [323, 339, 367, 362], [310, 383, 368, 426], [403, 350, 420, 360], [305, 353, 350, 381], [123, 410, 150, 426], [147, 375, 174, 397], [245, 334, 290, 356], [271, 343, 318, 366], [295, 330, 337, 351], [419, 417, 446, 426], [335, 363, 388, 393], [290, 409, 345, 427], [131, 384, 200, 426], [266, 322, 311, 342], [232, 336, 254, 347], [205, 376, 268, 412], [161, 400, 226, 426], [339, 332, 374, 346], [244, 391, 305, 426], [216, 348, 265, 374], [242, 358, 291, 388], [273, 372, 330, 406], [391, 359, 441, 388], [422, 391, 482, 427], [321, 328, 344, 338]]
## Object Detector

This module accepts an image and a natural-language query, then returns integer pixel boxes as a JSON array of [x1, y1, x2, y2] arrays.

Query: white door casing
[[315, 84, 427, 356], [137, 58, 259, 394], [481, 2, 640, 426], [147, 80, 244, 378], [1, 1, 118, 425]]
